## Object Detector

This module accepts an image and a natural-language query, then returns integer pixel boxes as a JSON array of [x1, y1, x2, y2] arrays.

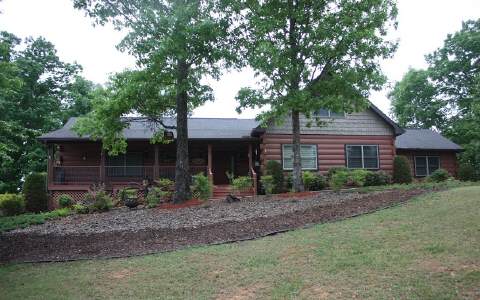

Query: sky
[[1, 0, 479, 119]]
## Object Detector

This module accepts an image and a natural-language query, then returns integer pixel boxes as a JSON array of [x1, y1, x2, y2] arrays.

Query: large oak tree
[[235, 0, 398, 191], [73, 0, 239, 202]]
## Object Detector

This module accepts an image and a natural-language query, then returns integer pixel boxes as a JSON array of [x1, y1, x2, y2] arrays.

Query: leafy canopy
[[235, 0, 398, 124]]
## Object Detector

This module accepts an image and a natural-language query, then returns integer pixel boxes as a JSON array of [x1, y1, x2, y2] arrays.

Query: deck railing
[[52, 165, 207, 185]]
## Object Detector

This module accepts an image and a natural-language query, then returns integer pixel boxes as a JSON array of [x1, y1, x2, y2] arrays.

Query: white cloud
[[1, 0, 478, 118]]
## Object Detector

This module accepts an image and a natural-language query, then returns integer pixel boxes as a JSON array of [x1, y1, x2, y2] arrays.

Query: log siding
[[396, 149, 458, 177], [260, 134, 396, 173]]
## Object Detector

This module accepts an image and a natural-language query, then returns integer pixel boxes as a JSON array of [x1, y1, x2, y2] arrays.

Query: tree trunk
[[291, 110, 304, 192], [173, 60, 191, 203]]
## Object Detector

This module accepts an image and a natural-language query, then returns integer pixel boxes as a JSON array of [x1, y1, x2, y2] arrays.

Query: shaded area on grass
[[0, 186, 479, 299]]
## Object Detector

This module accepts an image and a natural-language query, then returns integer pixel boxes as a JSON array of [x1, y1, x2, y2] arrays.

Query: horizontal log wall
[[260, 134, 396, 173], [396, 150, 458, 177]]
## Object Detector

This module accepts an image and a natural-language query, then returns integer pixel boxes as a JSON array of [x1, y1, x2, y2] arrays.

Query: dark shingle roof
[[395, 129, 462, 151], [38, 117, 260, 141]]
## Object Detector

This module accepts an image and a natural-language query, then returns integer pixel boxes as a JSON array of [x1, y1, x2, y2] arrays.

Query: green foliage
[[0, 208, 71, 232], [364, 171, 391, 187], [23, 172, 48, 213], [302, 172, 326, 191], [117, 188, 137, 203], [84, 185, 112, 212], [191, 173, 212, 201], [235, 0, 397, 191], [330, 171, 351, 191], [390, 20, 480, 173], [155, 178, 174, 191], [58, 194, 73, 208], [73, 204, 89, 214], [393, 156, 413, 184], [350, 169, 372, 187], [264, 161, 284, 194], [146, 187, 163, 209], [0, 193, 25, 216], [0, 31, 94, 193], [260, 175, 275, 195], [458, 163, 477, 181], [427, 168, 450, 183], [327, 167, 350, 180], [232, 176, 252, 194]]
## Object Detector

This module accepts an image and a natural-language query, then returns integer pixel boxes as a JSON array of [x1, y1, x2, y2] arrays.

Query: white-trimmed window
[[282, 144, 318, 170], [415, 156, 440, 176], [314, 109, 345, 118], [346, 145, 379, 169]]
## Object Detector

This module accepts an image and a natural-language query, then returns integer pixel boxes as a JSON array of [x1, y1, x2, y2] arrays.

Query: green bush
[[350, 169, 372, 187], [146, 187, 171, 208], [330, 170, 351, 191], [364, 171, 391, 186], [58, 194, 73, 208], [84, 185, 112, 212], [0, 194, 25, 216], [0, 208, 71, 232], [302, 171, 326, 191], [23, 172, 48, 212], [118, 188, 137, 203], [260, 175, 275, 195], [427, 168, 450, 183], [458, 164, 476, 181], [232, 176, 252, 194], [73, 204, 89, 214], [191, 173, 212, 201], [155, 178, 174, 191], [327, 167, 349, 180], [264, 160, 284, 193], [393, 156, 413, 184]]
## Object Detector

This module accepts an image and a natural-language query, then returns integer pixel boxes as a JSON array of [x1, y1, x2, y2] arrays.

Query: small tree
[[392, 156, 412, 184], [264, 160, 284, 193], [23, 172, 48, 212]]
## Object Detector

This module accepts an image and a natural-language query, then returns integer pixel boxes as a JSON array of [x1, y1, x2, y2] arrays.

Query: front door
[[212, 151, 235, 184]]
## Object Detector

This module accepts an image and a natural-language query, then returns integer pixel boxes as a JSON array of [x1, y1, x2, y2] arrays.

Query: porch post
[[100, 147, 106, 183], [154, 144, 159, 179], [207, 144, 213, 184], [248, 143, 258, 195], [47, 143, 54, 186]]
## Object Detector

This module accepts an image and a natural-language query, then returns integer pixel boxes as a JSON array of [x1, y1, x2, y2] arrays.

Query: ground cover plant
[[0, 186, 478, 299], [0, 208, 71, 232]]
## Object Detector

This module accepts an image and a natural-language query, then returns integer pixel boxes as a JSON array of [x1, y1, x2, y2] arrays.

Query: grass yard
[[1, 186, 479, 299]]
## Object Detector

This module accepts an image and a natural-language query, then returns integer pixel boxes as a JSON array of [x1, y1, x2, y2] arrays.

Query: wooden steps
[[212, 185, 255, 199]]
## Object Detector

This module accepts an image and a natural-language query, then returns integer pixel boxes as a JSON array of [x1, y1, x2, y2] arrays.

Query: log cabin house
[[39, 104, 462, 202]]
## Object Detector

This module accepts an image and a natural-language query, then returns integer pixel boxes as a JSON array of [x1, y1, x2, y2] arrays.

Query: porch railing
[[52, 165, 208, 185]]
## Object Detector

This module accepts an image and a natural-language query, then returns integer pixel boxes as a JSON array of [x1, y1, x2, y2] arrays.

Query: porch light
[[82, 153, 87, 161]]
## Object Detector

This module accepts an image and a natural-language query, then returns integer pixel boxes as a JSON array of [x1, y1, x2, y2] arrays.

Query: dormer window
[[314, 109, 345, 118]]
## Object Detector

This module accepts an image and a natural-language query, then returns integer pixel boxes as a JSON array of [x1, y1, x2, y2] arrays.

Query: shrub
[[427, 168, 450, 182], [146, 187, 171, 208], [330, 170, 350, 191], [232, 176, 252, 194], [84, 185, 112, 212], [264, 160, 284, 193], [393, 156, 413, 184], [302, 172, 326, 191], [0, 194, 25, 216], [118, 188, 137, 203], [458, 164, 476, 181], [58, 194, 73, 208], [73, 204, 89, 214], [23, 172, 48, 212], [364, 171, 391, 186], [327, 167, 350, 180], [155, 178, 174, 191], [191, 173, 212, 201], [350, 169, 372, 187], [0, 208, 72, 232], [260, 175, 275, 195]]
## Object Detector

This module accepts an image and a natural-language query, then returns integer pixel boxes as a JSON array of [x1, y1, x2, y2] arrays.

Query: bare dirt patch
[[0, 189, 429, 263]]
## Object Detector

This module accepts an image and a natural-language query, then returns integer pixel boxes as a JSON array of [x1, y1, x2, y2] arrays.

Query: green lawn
[[1, 186, 479, 299]]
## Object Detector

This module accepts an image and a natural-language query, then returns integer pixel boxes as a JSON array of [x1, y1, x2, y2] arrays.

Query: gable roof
[[395, 129, 462, 151], [38, 117, 260, 141], [368, 103, 405, 136]]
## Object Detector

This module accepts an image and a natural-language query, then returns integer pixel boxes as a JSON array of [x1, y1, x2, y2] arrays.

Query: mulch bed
[[0, 188, 430, 263]]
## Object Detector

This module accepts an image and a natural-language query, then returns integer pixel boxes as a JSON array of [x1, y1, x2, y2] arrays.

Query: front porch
[[46, 140, 259, 198]]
